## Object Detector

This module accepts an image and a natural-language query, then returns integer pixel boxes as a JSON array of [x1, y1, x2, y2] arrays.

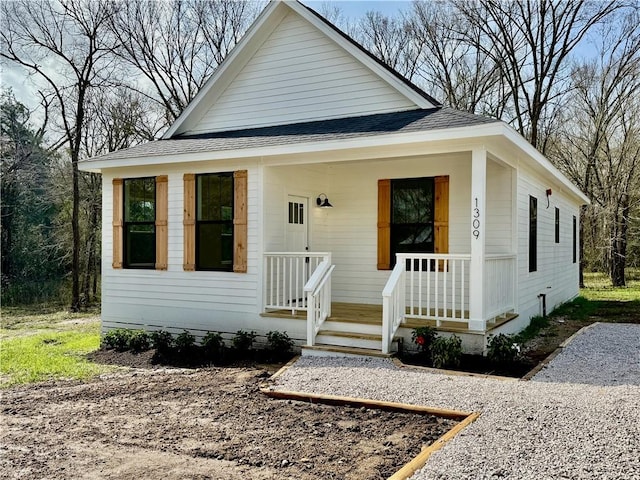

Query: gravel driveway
[[272, 323, 640, 480]]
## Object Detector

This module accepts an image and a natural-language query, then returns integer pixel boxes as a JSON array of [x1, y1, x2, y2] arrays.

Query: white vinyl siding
[[100, 164, 267, 337], [485, 159, 514, 254], [263, 153, 472, 305], [186, 12, 417, 135], [516, 166, 580, 322]]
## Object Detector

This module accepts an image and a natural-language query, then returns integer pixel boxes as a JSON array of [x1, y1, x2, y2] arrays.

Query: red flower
[[416, 336, 425, 345]]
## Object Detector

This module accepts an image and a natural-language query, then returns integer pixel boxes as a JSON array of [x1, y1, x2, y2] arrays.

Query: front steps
[[302, 316, 400, 358]]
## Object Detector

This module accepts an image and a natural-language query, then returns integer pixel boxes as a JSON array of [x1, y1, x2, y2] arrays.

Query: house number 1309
[[472, 198, 481, 239]]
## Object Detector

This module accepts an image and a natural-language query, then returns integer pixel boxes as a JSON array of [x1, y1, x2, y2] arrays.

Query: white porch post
[[469, 147, 487, 331]]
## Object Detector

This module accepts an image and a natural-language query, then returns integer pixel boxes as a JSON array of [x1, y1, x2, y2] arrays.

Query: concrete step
[[301, 344, 394, 358]]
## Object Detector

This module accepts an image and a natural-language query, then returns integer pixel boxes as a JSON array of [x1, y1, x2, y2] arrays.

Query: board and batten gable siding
[[184, 11, 417, 135], [100, 165, 273, 337], [516, 164, 580, 324]]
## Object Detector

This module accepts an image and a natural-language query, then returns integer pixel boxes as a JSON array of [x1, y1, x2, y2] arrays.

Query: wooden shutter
[[183, 174, 196, 271], [377, 179, 391, 270], [233, 170, 248, 273], [112, 178, 123, 269], [434, 175, 449, 271], [155, 175, 168, 270]]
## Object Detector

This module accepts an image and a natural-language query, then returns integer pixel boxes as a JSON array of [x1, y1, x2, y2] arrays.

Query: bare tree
[[78, 87, 163, 303], [356, 10, 423, 81], [453, 0, 621, 152], [1, 0, 120, 311], [408, 1, 508, 116], [109, 0, 259, 125], [550, 11, 640, 285]]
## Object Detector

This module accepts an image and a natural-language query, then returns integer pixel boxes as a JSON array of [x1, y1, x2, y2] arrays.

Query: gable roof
[[162, 0, 439, 139]]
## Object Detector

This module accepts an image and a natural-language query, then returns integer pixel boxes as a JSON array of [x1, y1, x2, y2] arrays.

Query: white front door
[[285, 195, 309, 252]]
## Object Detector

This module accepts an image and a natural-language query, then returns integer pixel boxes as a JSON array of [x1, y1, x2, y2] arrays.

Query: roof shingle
[[83, 108, 500, 164]]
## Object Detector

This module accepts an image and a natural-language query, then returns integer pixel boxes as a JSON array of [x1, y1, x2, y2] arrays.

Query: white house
[[80, 0, 588, 355]]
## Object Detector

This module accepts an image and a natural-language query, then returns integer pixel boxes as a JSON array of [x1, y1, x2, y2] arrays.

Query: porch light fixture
[[316, 193, 333, 208]]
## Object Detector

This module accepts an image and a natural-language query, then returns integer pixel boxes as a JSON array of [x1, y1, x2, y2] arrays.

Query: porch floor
[[261, 302, 518, 335]]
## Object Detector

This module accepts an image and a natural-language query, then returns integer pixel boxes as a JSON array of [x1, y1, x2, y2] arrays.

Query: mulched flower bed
[[399, 352, 536, 378]]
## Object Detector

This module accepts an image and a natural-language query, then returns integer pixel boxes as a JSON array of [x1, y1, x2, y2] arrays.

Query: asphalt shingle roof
[[84, 108, 500, 164]]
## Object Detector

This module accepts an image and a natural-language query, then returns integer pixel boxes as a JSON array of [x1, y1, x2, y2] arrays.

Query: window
[[123, 177, 156, 268], [390, 178, 435, 266], [377, 176, 448, 270], [529, 196, 537, 272], [288, 201, 304, 225], [196, 173, 234, 271], [183, 171, 247, 273], [555, 207, 560, 244], [573, 215, 577, 264]]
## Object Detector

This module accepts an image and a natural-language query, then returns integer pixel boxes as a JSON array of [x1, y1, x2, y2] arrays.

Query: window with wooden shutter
[[233, 170, 248, 273], [184, 170, 248, 273], [183, 174, 196, 271], [155, 175, 168, 270], [112, 178, 123, 269], [377, 175, 449, 271]]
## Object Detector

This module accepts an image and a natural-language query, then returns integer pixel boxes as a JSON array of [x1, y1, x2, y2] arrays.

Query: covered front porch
[[260, 146, 519, 355]]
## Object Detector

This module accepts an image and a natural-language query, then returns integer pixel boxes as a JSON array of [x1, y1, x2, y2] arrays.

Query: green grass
[[581, 270, 640, 302], [536, 269, 640, 326], [0, 330, 115, 388], [515, 315, 551, 343], [0, 307, 116, 388]]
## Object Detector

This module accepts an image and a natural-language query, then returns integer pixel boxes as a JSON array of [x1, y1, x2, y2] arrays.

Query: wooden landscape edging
[[260, 379, 481, 480], [260, 388, 472, 420]]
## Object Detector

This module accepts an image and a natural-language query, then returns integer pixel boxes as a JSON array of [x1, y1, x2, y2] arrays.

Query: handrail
[[305, 260, 335, 346], [311, 265, 335, 297], [382, 261, 406, 354], [304, 260, 331, 293], [382, 261, 405, 296]]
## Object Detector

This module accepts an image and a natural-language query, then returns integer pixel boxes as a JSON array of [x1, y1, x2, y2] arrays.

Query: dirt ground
[[0, 354, 455, 480]]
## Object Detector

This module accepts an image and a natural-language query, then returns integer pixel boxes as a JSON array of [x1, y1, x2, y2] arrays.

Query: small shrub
[[411, 326, 437, 355], [430, 335, 462, 369], [232, 330, 256, 352], [128, 330, 150, 353], [103, 328, 132, 352], [150, 330, 174, 354], [266, 331, 295, 357], [175, 330, 196, 351], [487, 333, 520, 365], [201, 331, 225, 361]]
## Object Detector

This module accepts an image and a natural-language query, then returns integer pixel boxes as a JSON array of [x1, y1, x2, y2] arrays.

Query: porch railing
[[263, 252, 330, 313], [381, 261, 406, 354], [304, 260, 335, 346], [382, 254, 471, 354], [485, 254, 516, 320]]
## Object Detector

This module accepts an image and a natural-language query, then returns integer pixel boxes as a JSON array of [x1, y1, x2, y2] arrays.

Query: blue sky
[[305, 0, 410, 17]]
